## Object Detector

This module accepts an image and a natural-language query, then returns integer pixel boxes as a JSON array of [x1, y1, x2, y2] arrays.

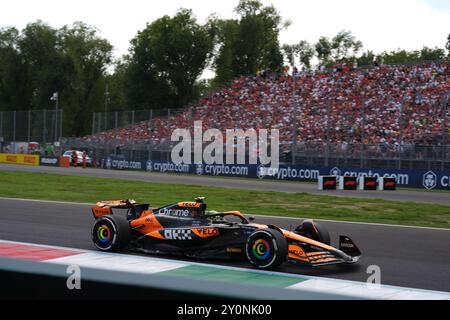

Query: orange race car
[[90, 197, 361, 269]]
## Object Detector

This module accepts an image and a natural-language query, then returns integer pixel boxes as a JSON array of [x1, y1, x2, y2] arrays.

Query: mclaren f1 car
[[90, 197, 361, 269]]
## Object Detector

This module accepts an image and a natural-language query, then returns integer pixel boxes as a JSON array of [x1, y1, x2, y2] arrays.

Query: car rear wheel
[[92, 215, 130, 251], [295, 219, 330, 245], [245, 229, 287, 269]]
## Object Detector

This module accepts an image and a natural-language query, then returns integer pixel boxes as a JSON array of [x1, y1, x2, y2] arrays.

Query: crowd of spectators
[[80, 61, 450, 157]]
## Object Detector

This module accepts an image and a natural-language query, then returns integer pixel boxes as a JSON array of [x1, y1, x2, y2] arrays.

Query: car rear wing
[[95, 199, 138, 208], [91, 199, 137, 219], [91, 200, 151, 219]]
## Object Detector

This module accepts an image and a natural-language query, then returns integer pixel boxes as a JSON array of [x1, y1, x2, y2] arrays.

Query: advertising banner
[[102, 156, 144, 171], [39, 156, 60, 167], [100, 156, 450, 190], [0, 153, 39, 166]]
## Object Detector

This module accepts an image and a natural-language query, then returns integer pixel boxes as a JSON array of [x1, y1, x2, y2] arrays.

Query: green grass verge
[[0, 170, 449, 228]]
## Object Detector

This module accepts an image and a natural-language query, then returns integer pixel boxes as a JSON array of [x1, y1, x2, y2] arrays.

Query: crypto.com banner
[[257, 165, 450, 190], [101, 157, 450, 190]]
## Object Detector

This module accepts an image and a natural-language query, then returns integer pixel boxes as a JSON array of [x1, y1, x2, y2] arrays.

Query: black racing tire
[[92, 215, 130, 251], [245, 228, 288, 270], [296, 219, 330, 245]]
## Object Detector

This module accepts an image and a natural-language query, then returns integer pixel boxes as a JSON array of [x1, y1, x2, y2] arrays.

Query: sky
[[1, 0, 449, 75]]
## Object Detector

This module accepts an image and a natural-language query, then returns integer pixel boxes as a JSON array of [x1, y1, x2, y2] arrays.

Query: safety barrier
[[318, 176, 397, 191], [97, 157, 450, 190]]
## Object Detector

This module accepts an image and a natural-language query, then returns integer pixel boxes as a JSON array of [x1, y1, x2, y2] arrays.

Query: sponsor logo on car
[[158, 208, 190, 217], [164, 229, 192, 240], [289, 248, 306, 257], [340, 242, 355, 248], [195, 228, 219, 237], [178, 202, 201, 208], [226, 248, 242, 253]]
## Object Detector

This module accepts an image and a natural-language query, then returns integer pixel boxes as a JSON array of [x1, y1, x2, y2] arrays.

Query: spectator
[[79, 61, 450, 157]]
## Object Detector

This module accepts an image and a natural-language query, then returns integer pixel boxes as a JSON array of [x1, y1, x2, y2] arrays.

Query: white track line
[[1, 196, 449, 231], [253, 214, 450, 231], [0, 197, 91, 206]]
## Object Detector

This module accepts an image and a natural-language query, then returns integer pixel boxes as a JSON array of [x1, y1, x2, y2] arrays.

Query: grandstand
[[66, 61, 450, 170]]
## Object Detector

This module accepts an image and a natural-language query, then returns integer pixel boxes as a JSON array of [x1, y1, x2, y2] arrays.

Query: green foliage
[[446, 33, 450, 55], [314, 31, 363, 67], [419, 46, 446, 61], [211, 19, 239, 86], [330, 30, 363, 61], [314, 36, 333, 66], [1, 8, 448, 138], [58, 22, 112, 136], [125, 9, 214, 108], [0, 21, 113, 137], [0, 27, 27, 111], [356, 50, 376, 66], [380, 46, 445, 65], [105, 59, 128, 112], [213, 0, 286, 86], [282, 40, 314, 70]]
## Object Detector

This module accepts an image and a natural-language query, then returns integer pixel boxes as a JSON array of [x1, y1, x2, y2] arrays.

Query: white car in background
[[62, 150, 92, 166]]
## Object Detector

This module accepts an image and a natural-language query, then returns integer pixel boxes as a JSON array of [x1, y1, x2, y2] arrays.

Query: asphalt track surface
[[0, 198, 449, 292], [1, 163, 450, 205]]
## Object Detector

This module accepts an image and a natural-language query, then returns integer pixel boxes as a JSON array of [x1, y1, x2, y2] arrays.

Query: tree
[[105, 59, 128, 112], [212, 19, 239, 86], [18, 21, 71, 110], [213, 0, 288, 85], [0, 27, 27, 111], [419, 46, 445, 61], [282, 40, 314, 71], [330, 30, 363, 62], [315, 36, 332, 66], [315, 31, 363, 67], [381, 49, 421, 64], [297, 41, 315, 70], [446, 33, 450, 56], [126, 9, 214, 109], [356, 50, 376, 66], [59, 22, 113, 136], [0, 21, 113, 137]]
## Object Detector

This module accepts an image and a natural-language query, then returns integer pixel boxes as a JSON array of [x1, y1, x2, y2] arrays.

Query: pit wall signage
[[0, 153, 39, 166], [99, 157, 450, 190]]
